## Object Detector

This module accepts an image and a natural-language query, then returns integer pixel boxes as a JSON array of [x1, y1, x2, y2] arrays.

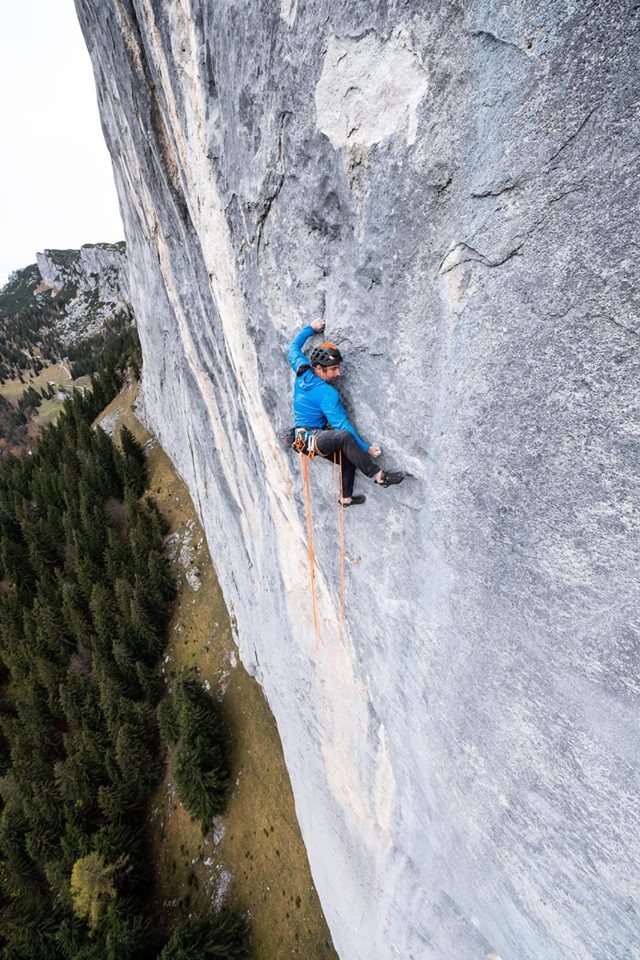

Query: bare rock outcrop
[[36, 243, 130, 344]]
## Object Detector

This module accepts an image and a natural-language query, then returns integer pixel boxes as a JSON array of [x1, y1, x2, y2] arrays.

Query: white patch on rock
[[97, 411, 122, 437], [315, 29, 428, 149], [216, 666, 231, 696], [209, 864, 232, 909], [164, 520, 202, 590], [280, 0, 298, 26], [212, 817, 225, 846]]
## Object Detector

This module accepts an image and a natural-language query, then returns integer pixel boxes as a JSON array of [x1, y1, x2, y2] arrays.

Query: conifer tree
[[158, 913, 249, 960], [92, 425, 124, 501], [129, 584, 163, 662], [0, 356, 242, 955], [135, 660, 164, 704], [104, 906, 154, 960], [156, 697, 179, 746], [119, 426, 147, 497], [171, 677, 230, 825], [150, 545, 175, 594], [115, 723, 161, 797], [0, 532, 33, 598], [89, 581, 118, 653], [104, 527, 130, 584], [61, 580, 92, 650]]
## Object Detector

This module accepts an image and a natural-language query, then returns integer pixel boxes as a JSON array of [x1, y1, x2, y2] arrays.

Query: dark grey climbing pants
[[314, 430, 379, 498]]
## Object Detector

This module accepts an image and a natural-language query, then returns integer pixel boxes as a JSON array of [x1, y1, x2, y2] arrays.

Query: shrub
[[158, 913, 249, 960], [171, 676, 230, 826]]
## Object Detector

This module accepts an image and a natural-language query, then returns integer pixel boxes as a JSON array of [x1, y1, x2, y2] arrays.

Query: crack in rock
[[438, 237, 527, 274], [546, 108, 597, 166], [255, 113, 289, 253], [470, 29, 532, 57], [471, 180, 523, 199]]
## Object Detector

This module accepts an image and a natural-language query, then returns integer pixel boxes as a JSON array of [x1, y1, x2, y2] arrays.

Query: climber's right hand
[[311, 318, 325, 333], [368, 444, 382, 458]]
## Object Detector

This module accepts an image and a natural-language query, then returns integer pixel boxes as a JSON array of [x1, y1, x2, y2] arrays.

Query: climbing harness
[[293, 427, 329, 460]]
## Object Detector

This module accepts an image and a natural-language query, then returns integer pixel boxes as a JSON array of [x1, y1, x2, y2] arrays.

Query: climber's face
[[314, 364, 341, 384]]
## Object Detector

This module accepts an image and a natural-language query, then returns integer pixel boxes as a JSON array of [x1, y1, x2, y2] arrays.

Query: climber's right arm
[[287, 325, 314, 373]]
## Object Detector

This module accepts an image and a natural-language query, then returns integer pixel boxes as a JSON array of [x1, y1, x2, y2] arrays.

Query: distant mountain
[[0, 242, 138, 452], [0, 242, 132, 377], [35, 242, 131, 343]]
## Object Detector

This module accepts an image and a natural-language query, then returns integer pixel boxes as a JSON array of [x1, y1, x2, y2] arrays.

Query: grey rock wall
[[74, 1, 640, 957]]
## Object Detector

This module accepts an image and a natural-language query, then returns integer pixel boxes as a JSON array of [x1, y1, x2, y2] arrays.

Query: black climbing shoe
[[339, 494, 366, 506], [377, 472, 404, 487]]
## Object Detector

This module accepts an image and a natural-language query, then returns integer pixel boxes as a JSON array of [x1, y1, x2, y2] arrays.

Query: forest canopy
[[0, 367, 247, 959]]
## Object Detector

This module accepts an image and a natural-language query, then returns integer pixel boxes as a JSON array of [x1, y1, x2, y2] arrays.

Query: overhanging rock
[[74, 1, 640, 957]]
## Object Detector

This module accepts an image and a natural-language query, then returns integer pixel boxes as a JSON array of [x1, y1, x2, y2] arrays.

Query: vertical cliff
[[74, 2, 640, 957]]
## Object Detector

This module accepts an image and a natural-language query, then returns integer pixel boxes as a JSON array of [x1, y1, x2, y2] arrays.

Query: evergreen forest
[[0, 368, 248, 958], [0, 256, 138, 452], [0, 265, 60, 379]]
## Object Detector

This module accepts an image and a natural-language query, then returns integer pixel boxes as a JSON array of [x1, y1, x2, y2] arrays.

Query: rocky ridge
[[34, 243, 130, 345], [74, 3, 640, 959]]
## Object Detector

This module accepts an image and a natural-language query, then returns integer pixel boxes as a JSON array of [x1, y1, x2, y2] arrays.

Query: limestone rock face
[[74, 2, 639, 958], [36, 244, 130, 344]]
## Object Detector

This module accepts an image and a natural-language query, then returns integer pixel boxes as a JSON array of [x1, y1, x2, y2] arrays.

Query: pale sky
[[0, 0, 124, 286]]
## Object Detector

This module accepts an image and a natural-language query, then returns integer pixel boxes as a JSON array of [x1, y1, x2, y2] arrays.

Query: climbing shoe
[[377, 471, 405, 487], [339, 494, 366, 506]]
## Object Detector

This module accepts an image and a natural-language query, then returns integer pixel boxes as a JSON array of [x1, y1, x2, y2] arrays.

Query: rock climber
[[288, 319, 404, 506]]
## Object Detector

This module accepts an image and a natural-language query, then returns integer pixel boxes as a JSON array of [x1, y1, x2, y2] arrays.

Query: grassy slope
[[0, 361, 71, 400], [0, 361, 92, 432], [98, 383, 337, 960]]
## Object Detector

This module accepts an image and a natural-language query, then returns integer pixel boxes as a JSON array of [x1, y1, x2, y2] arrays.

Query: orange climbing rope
[[299, 452, 320, 644], [334, 451, 345, 624], [299, 443, 347, 637]]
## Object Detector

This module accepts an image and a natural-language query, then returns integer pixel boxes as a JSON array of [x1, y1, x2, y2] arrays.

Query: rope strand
[[334, 451, 345, 625], [300, 452, 320, 645]]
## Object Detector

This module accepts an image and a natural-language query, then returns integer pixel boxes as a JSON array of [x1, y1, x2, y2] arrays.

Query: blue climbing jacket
[[288, 325, 369, 452]]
